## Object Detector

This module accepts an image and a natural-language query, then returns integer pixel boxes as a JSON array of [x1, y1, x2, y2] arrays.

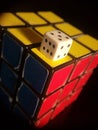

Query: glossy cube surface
[[0, 11, 98, 128]]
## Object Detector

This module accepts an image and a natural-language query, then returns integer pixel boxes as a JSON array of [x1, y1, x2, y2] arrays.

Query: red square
[[37, 90, 61, 118], [69, 88, 83, 103], [52, 98, 71, 119], [46, 64, 74, 95], [52, 88, 82, 119], [86, 53, 98, 71], [74, 71, 93, 90], [58, 79, 78, 101], [35, 110, 53, 128], [69, 55, 92, 81]]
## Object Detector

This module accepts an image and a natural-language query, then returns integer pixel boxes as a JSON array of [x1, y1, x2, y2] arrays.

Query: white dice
[[40, 30, 73, 60]]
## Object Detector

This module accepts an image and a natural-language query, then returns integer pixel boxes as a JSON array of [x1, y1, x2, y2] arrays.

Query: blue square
[[23, 54, 49, 94], [2, 33, 23, 69], [0, 61, 18, 95], [17, 82, 39, 117]]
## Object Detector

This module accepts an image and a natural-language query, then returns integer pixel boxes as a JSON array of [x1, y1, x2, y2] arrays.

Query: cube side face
[[86, 53, 98, 71], [52, 87, 83, 119], [58, 79, 79, 102], [69, 55, 92, 81], [37, 90, 61, 119], [75, 71, 93, 90], [35, 109, 53, 128]]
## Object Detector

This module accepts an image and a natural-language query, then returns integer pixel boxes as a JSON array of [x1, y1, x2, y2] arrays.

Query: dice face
[[40, 30, 73, 60]]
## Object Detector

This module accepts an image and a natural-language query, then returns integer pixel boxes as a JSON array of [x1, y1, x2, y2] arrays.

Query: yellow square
[[69, 40, 91, 58], [0, 13, 25, 26], [76, 34, 98, 51], [35, 25, 56, 36], [38, 11, 64, 23], [16, 12, 47, 25], [55, 22, 82, 36], [7, 27, 42, 45]]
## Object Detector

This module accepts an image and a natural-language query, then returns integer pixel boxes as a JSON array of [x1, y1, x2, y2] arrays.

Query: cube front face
[[0, 11, 98, 128]]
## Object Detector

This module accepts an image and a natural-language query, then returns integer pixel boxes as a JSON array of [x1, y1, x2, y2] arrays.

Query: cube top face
[[0, 13, 25, 27], [40, 30, 73, 60], [7, 27, 42, 46], [16, 12, 47, 25], [38, 11, 64, 23]]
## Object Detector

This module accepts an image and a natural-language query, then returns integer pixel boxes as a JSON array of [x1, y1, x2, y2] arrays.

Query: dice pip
[[40, 30, 73, 60]]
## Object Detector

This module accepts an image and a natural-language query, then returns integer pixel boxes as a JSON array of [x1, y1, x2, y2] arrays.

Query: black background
[[0, 0, 98, 129]]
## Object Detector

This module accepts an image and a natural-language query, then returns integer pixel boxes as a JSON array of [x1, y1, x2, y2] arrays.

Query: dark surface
[[0, 1, 98, 129]]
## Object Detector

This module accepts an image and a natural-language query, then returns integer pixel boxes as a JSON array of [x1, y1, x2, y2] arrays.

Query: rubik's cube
[[0, 11, 98, 128]]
